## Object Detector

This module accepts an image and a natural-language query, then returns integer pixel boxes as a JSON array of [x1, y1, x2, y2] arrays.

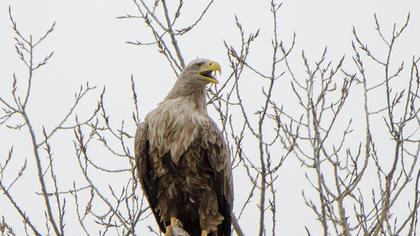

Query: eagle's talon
[[170, 216, 181, 227], [165, 226, 173, 236]]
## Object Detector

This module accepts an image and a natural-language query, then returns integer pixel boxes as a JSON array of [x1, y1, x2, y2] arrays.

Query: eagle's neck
[[165, 81, 207, 112]]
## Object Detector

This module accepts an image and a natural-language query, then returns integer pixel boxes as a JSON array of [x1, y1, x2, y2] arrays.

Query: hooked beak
[[197, 61, 221, 84]]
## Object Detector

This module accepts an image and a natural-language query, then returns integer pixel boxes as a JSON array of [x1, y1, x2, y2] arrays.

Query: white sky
[[1, 0, 420, 235]]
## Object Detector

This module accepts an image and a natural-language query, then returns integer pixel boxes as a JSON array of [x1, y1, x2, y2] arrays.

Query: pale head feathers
[[166, 58, 220, 100]]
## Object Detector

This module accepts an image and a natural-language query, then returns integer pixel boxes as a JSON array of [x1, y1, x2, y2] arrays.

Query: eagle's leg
[[201, 230, 208, 236], [165, 226, 172, 236], [164, 217, 182, 236], [199, 191, 224, 236]]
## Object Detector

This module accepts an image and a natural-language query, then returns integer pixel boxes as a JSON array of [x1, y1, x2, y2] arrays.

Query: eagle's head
[[179, 58, 221, 86]]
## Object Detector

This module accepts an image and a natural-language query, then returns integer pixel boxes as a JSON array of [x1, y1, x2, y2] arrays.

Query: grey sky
[[1, 0, 420, 235]]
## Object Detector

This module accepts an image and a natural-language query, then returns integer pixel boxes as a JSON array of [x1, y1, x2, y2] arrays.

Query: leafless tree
[[1, 1, 419, 236]]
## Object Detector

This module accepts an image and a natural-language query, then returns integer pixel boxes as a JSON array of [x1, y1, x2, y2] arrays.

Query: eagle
[[134, 58, 233, 236]]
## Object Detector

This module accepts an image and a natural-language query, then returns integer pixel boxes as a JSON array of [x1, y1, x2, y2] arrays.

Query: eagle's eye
[[194, 63, 201, 70]]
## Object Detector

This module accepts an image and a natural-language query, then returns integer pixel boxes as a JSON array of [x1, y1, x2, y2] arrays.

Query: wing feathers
[[201, 120, 233, 236], [135, 122, 166, 232], [202, 120, 234, 205]]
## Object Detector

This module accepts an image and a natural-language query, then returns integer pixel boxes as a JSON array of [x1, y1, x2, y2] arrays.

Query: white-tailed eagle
[[135, 58, 233, 236]]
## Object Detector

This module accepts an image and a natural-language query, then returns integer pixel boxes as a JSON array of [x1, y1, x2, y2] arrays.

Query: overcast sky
[[1, 0, 420, 235]]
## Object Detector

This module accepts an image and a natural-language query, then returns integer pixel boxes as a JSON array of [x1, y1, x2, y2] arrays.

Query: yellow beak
[[197, 61, 221, 84]]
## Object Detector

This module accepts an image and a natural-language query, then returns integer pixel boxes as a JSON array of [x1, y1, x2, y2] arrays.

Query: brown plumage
[[135, 59, 233, 236]]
